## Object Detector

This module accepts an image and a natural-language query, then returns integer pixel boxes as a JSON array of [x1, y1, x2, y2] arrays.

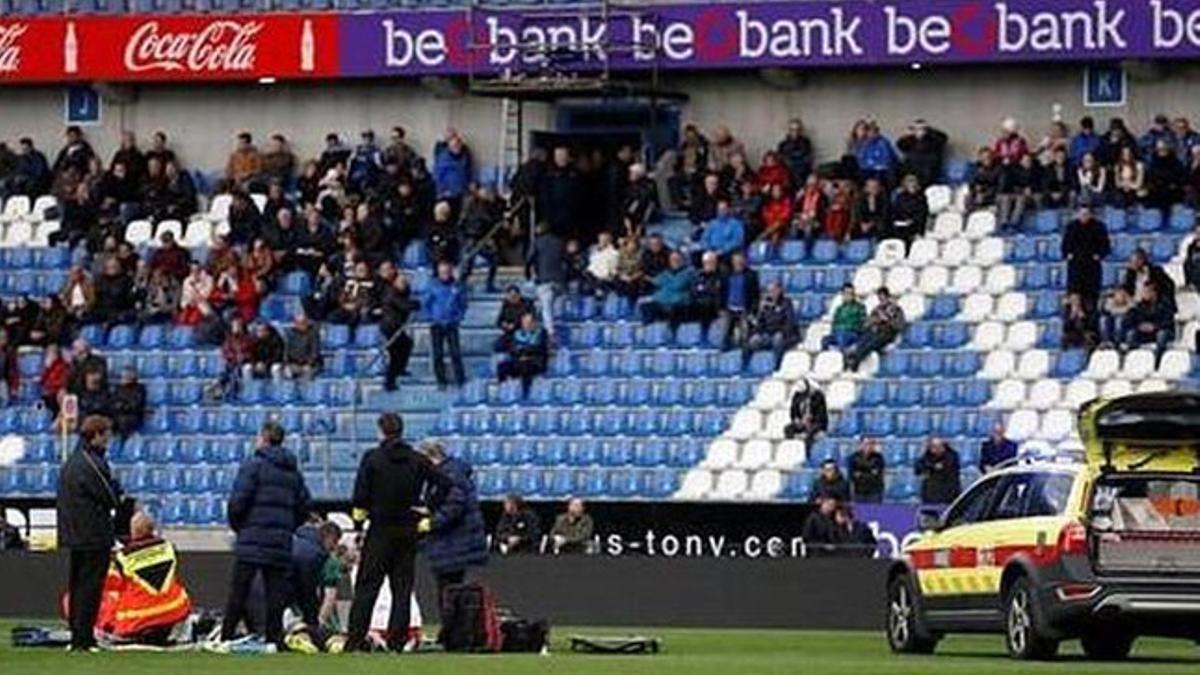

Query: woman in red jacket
[[232, 262, 264, 324], [823, 180, 856, 242], [760, 183, 794, 245], [756, 151, 791, 194], [40, 344, 69, 415]]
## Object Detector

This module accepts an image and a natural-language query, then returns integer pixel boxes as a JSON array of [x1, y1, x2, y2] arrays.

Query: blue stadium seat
[[881, 352, 910, 377], [608, 469, 639, 498], [1032, 210, 1060, 234], [138, 353, 167, 378], [779, 241, 807, 264], [138, 324, 165, 349], [781, 470, 813, 501], [1009, 237, 1037, 263], [606, 322, 636, 349], [667, 440, 703, 468], [893, 381, 923, 407], [1133, 209, 1163, 232], [322, 324, 350, 349], [1052, 350, 1087, 377], [573, 323, 601, 349], [167, 353, 200, 378], [810, 240, 838, 264], [584, 380, 616, 406], [675, 323, 703, 348], [948, 353, 981, 377], [748, 241, 775, 266], [579, 469, 611, 497], [634, 439, 668, 467], [1038, 321, 1063, 348], [686, 381, 717, 406], [897, 412, 931, 437], [1021, 266, 1049, 290], [926, 295, 959, 320], [1150, 238, 1175, 264], [638, 322, 671, 348], [1030, 291, 1059, 318], [842, 240, 873, 264], [1169, 206, 1195, 232]]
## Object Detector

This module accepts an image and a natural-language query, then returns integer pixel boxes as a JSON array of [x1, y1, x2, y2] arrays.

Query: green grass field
[[2, 620, 1199, 674]]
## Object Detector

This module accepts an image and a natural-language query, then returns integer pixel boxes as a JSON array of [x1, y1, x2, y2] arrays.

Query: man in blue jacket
[[433, 130, 473, 213], [221, 422, 310, 649], [417, 440, 488, 603], [640, 251, 696, 326], [978, 422, 1018, 473], [699, 199, 745, 261], [424, 261, 467, 387]]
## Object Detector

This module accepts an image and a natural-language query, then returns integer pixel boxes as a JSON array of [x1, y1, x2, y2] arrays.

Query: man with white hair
[[992, 117, 1030, 164], [621, 162, 659, 238]]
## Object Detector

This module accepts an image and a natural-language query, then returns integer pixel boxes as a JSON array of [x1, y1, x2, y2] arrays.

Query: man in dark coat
[[109, 367, 146, 438], [378, 273, 419, 391], [784, 380, 828, 441], [777, 118, 814, 188], [1121, 248, 1177, 310], [979, 422, 1018, 473], [495, 494, 541, 554], [915, 437, 962, 505], [58, 415, 127, 651], [221, 422, 310, 648], [810, 459, 852, 502], [417, 441, 488, 602], [835, 505, 878, 558], [896, 119, 949, 187], [66, 338, 107, 396], [1062, 206, 1112, 309], [538, 147, 581, 240], [802, 496, 841, 557], [847, 438, 886, 503], [346, 414, 449, 652]]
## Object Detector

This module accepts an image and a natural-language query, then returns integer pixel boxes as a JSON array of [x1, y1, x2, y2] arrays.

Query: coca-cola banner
[[0, 14, 337, 83]]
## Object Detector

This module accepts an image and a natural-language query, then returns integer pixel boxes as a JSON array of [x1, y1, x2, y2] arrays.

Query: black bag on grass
[[499, 616, 549, 653], [439, 582, 502, 652]]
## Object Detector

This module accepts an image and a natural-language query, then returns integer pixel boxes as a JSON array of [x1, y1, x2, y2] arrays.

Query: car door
[[910, 475, 1004, 620]]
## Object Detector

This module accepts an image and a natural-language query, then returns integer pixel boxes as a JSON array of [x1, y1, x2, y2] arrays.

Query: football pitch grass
[[3, 621, 1200, 674]]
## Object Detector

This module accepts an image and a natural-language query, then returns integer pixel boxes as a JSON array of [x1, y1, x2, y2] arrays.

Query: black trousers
[[384, 330, 413, 389], [435, 570, 466, 607], [346, 525, 417, 651], [430, 324, 465, 386], [222, 560, 289, 646], [68, 548, 110, 649], [497, 358, 545, 396]]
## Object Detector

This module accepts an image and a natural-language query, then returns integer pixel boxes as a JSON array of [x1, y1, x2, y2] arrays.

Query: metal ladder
[[497, 92, 522, 195]]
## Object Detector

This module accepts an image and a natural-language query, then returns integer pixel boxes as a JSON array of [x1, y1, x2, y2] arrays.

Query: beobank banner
[[0, 14, 338, 83], [4, 1, 1200, 84]]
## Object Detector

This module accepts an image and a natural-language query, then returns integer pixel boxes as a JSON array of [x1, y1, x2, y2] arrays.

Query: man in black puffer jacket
[[221, 422, 310, 648], [345, 413, 449, 652]]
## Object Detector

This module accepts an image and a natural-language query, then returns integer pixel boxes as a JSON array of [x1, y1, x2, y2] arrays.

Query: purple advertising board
[[856, 502, 924, 559], [339, 0, 1200, 78]]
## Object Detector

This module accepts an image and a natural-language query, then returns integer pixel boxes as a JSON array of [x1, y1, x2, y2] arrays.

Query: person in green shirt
[[550, 498, 595, 555], [825, 283, 866, 349]]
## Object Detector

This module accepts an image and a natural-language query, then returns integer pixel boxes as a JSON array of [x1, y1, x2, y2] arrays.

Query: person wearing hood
[[417, 441, 488, 602], [783, 379, 827, 442], [346, 414, 450, 652], [221, 422, 310, 649]]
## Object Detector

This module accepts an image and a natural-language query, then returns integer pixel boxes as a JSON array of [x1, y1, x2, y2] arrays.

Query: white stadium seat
[[772, 440, 807, 469], [1136, 379, 1169, 394], [802, 322, 831, 352], [748, 470, 783, 500], [884, 266, 915, 296], [941, 239, 972, 267], [985, 266, 1017, 294], [704, 439, 739, 469], [972, 321, 1005, 351], [1016, 350, 1050, 380], [959, 293, 994, 322], [897, 294, 926, 320], [182, 219, 213, 248], [1157, 350, 1191, 379], [875, 239, 908, 266], [950, 265, 982, 294], [1064, 380, 1098, 408], [980, 350, 1016, 380], [826, 380, 857, 411], [778, 352, 812, 381], [974, 238, 1005, 267], [30, 220, 59, 247], [1006, 409, 1039, 440], [1100, 379, 1133, 398], [964, 209, 997, 239], [853, 266, 883, 297], [1, 220, 32, 247], [952, 185, 970, 212], [918, 266, 949, 296], [736, 440, 773, 470], [1039, 410, 1074, 442], [251, 193, 268, 213], [906, 239, 939, 267], [677, 470, 713, 499], [811, 351, 845, 381], [1176, 292, 1200, 321], [1122, 350, 1155, 380], [751, 379, 788, 411], [1027, 380, 1063, 411], [1004, 321, 1038, 351], [207, 193, 234, 223], [30, 195, 58, 222], [727, 410, 762, 440], [925, 185, 951, 214], [763, 410, 791, 440], [993, 379, 1026, 408], [713, 470, 749, 501], [125, 219, 154, 246], [1085, 349, 1120, 380], [994, 293, 1028, 322], [931, 212, 963, 240], [1, 195, 31, 223]]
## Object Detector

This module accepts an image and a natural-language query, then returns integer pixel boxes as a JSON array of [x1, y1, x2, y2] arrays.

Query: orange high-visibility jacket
[[97, 538, 192, 638]]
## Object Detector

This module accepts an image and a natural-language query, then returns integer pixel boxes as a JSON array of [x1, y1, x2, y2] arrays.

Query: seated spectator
[[847, 438, 885, 503], [825, 284, 865, 349], [562, 239, 587, 293], [1034, 119, 1069, 164], [853, 177, 889, 239], [225, 131, 262, 188], [743, 281, 795, 363], [687, 251, 724, 328], [811, 458, 851, 502], [284, 313, 323, 380], [793, 173, 828, 251], [1075, 151, 1108, 207], [708, 125, 746, 174], [497, 312, 549, 397], [0, 511, 25, 551], [40, 344, 69, 415], [1041, 147, 1075, 209], [328, 261, 376, 326], [215, 317, 254, 398], [896, 118, 948, 188], [641, 251, 695, 326], [60, 266, 95, 323], [1123, 248, 1176, 307], [1061, 291, 1097, 349], [979, 422, 1017, 474], [110, 366, 146, 438], [149, 231, 192, 281], [247, 321, 284, 380], [802, 496, 841, 557], [967, 147, 1000, 210], [639, 233, 671, 279], [1097, 285, 1134, 347], [915, 438, 962, 504], [28, 296, 71, 347], [700, 199, 747, 259], [621, 163, 659, 238], [263, 208, 300, 271], [0, 329, 18, 407], [887, 173, 929, 248], [997, 153, 1040, 232], [67, 337, 107, 396], [1184, 225, 1200, 289], [494, 285, 535, 352], [715, 252, 759, 349], [1139, 113, 1177, 159], [317, 132, 351, 176], [823, 180, 855, 242], [3, 297, 36, 346], [834, 505, 877, 558], [991, 117, 1030, 163], [783, 379, 827, 441], [584, 231, 620, 297], [77, 369, 111, 421], [614, 235, 648, 299], [293, 207, 335, 278], [1122, 282, 1175, 363], [763, 183, 792, 243], [721, 151, 756, 197], [495, 495, 541, 555], [550, 498, 594, 555], [688, 172, 723, 225], [178, 262, 214, 326], [247, 239, 277, 287], [93, 257, 136, 328], [845, 287, 906, 370], [732, 180, 765, 238], [1113, 145, 1146, 207]]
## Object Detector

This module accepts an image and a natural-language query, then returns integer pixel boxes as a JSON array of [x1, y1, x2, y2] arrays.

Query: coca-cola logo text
[[0, 24, 28, 73], [123, 20, 262, 73]]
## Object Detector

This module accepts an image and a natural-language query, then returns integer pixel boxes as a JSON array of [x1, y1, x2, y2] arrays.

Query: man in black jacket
[[896, 119, 948, 187], [538, 147, 581, 240], [802, 496, 840, 558], [109, 367, 146, 438], [57, 415, 127, 651], [783, 380, 827, 441], [346, 413, 448, 652], [378, 274, 419, 391], [915, 437, 962, 504], [847, 438, 886, 502], [495, 494, 542, 555], [810, 459, 851, 503]]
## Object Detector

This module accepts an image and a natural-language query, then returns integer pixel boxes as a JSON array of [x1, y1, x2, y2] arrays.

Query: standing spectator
[[328, 261, 376, 327], [707, 125, 747, 174], [896, 118, 948, 187], [991, 118, 1030, 163], [1122, 282, 1175, 364], [416, 440, 488, 601], [432, 130, 472, 211], [979, 423, 1018, 474], [149, 231, 192, 281], [715, 252, 759, 349], [0, 329, 17, 407], [379, 274, 418, 391], [1041, 147, 1075, 208], [144, 131, 176, 168], [996, 153, 1040, 232], [497, 312, 549, 397], [854, 121, 900, 184], [261, 133, 296, 185], [1061, 291, 1097, 349], [845, 287, 906, 370], [888, 174, 929, 248], [539, 147, 581, 239], [621, 163, 659, 238], [1069, 116, 1100, 167], [460, 184, 505, 293], [801, 496, 840, 557], [1076, 152, 1108, 207], [669, 124, 709, 209], [495, 495, 541, 555], [1174, 117, 1200, 161], [550, 498, 594, 555], [348, 130, 385, 197], [743, 281, 796, 364], [529, 224, 566, 339], [317, 133, 352, 176], [110, 130, 146, 184], [847, 438, 885, 503], [40, 344, 69, 415], [225, 132, 262, 188], [826, 284, 866, 349], [385, 126, 417, 169], [15, 137, 51, 197], [783, 379, 827, 441], [777, 118, 814, 187], [247, 322, 284, 380], [109, 366, 146, 438], [614, 235, 649, 299], [699, 199, 746, 259], [583, 231, 620, 296], [810, 459, 851, 502], [1138, 114, 1177, 159], [1062, 206, 1111, 309], [284, 313, 322, 379], [967, 147, 1001, 210], [1145, 139, 1187, 215], [221, 422, 310, 650], [57, 415, 125, 652], [1035, 120, 1071, 165], [915, 438, 962, 504], [424, 261, 467, 388]]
